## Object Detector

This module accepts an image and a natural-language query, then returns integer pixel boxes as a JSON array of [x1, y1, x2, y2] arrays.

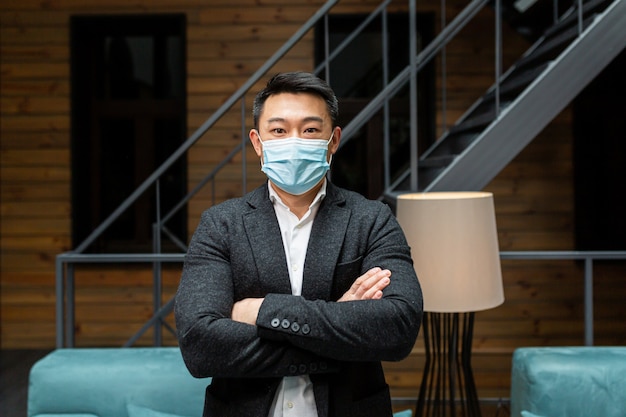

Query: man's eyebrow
[[265, 116, 325, 124]]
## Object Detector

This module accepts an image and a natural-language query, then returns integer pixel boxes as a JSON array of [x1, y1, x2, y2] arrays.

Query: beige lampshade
[[397, 191, 504, 313]]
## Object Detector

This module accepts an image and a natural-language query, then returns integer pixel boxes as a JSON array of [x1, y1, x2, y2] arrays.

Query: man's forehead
[[260, 92, 329, 122]]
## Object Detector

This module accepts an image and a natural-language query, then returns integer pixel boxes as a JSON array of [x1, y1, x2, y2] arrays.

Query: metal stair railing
[[56, 0, 623, 348], [55, 0, 411, 348], [53, 0, 510, 348]]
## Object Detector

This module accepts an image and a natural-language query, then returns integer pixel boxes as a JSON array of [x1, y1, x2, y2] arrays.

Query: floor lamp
[[397, 192, 504, 417]]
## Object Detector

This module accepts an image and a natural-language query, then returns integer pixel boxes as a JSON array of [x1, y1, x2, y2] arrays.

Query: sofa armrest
[[510, 347, 626, 417]]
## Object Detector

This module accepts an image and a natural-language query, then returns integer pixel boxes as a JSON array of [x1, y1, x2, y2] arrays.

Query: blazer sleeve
[[256, 201, 423, 363], [175, 205, 338, 379]]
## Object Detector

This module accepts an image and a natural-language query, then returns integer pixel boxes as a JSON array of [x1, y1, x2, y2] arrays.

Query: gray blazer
[[175, 182, 423, 417]]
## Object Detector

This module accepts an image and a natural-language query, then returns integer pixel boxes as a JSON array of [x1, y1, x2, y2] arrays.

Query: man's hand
[[232, 297, 264, 325], [337, 267, 391, 302]]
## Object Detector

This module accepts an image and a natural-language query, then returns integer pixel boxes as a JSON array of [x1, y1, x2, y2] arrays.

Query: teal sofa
[[510, 347, 626, 417], [28, 347, 412, 417], [28, 348, 209, 417]]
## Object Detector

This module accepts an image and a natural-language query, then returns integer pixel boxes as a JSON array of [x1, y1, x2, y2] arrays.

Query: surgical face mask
[[259, 133, 333, 195]]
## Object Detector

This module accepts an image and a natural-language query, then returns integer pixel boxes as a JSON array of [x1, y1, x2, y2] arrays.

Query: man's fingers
[[339, 267, 391, 301], [362, 275, 390, 299], [357, 268, 390, 296]]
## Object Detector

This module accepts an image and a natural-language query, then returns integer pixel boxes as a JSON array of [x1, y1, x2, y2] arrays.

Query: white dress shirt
[[267, 181, 326, 417]]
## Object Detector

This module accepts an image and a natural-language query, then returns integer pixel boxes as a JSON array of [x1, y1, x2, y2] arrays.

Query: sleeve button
[[290, 322, 300, 332], [271, 318, 280, 328], [301, 324, 311, 334], [281, 319, 290, 329]]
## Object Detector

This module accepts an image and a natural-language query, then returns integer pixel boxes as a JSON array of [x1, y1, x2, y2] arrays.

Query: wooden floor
[[1, 349, 511, 417]]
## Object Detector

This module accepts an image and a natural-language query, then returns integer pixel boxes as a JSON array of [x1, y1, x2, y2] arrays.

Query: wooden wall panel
[[1, 0, 625, 410]]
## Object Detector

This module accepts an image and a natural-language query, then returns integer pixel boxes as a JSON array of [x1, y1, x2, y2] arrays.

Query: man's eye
[[271, 128, 286, 134]]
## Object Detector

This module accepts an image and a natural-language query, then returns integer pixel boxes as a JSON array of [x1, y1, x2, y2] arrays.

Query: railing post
[[440, 0, 447, 133], [55, 256, 65, 348], [241, 98, 247, 194], [495, 0, 502, 117], [584, 257, 594, 346], [409, 0, 418, 191], [153, 181, 163, 346], [153, 223, 163, 346], [382, 7, 391, 190], [66, 263, 75, 347]]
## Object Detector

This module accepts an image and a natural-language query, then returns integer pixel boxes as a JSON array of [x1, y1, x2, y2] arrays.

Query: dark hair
[[252, 72, 339, 129]]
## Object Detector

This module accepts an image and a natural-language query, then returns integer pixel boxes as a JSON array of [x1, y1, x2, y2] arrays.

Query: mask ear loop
[[254, 129, 267, 168], [327, 131, 335, 165]]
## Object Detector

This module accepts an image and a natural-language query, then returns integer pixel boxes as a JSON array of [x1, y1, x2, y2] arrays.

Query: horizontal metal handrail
[[55, 250, 626, 348]]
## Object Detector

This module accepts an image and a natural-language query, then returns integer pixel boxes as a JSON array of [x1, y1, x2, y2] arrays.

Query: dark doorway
[[315, 13, 436, 199], [573, 49, 626, 250], [71, 14, 187, 252]]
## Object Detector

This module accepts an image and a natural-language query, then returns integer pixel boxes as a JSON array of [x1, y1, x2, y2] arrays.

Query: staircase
[[55, 0, 626, 348], [383, 0, 626, 201]]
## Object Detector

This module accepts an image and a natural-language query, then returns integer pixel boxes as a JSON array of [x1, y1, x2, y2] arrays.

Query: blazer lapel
[[242, 185, 292, 294], [302, 183, 350, 301]]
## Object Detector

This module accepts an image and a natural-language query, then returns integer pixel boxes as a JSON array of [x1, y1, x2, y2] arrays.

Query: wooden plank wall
[[1, 0, 625, 408]]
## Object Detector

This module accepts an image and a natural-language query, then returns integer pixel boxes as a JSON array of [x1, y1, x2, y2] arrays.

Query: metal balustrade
[[56, 250, 626, 347], [55, 0, 626, 349]]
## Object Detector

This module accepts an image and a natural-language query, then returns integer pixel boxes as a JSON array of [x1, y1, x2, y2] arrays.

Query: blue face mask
[[259, 133, 333, 195]]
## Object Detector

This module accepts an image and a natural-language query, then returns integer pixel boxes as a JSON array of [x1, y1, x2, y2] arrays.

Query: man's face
[[250, 92, 341, 160]]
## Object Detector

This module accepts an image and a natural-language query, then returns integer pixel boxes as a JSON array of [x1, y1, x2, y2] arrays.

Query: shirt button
[[292, 264, 298, 272], [287, 401, 294, 409]]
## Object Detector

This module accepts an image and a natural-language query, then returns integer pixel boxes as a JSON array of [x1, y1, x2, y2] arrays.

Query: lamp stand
[[415, 312, 481, 417]]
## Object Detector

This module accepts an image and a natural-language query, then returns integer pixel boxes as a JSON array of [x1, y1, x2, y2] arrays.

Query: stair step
[[516, 0, 611, 72], [425, 132, 479, 158], [419, 154, 457, 167], [543, 0, 612, 39], [447, 109, 496, 135], [515, 25, 579, 71], [495, 62, 551, 97]]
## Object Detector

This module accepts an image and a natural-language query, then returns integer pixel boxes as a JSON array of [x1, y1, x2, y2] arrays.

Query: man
[[175, 72, 423, 417]]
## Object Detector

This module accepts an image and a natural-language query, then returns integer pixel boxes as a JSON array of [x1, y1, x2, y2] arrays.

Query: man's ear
[[249, 129, 263, 158]]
